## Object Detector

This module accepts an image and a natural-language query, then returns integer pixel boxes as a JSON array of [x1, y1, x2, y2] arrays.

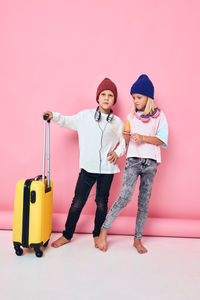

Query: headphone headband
[[134, 107, 160, 122], [94, 107, 113, 122]]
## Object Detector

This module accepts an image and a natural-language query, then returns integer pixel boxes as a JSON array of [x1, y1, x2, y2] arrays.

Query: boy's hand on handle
[[107, 151, 119, 165], [43, 111, 53, 121]]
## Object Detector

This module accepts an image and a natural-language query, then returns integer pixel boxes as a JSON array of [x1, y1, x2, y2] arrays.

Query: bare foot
[[93, 236, 99, 248], [133, 238, 148, 254], [51, 235, 70, 248], [96, 228, 108, 252]]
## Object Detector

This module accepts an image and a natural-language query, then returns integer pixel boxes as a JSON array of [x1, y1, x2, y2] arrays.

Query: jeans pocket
[[148, 159, 158, 174], [126, 157, 141, 168]]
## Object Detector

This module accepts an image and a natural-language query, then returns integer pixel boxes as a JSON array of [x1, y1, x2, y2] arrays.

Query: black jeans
[[63, 169, 114, 240]]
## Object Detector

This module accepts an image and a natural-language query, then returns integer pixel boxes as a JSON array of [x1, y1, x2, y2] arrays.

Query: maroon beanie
[[96, 78, 118, 104]]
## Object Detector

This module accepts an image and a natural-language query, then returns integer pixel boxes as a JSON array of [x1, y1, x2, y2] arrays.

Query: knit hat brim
[[96, 78, 118, 104]]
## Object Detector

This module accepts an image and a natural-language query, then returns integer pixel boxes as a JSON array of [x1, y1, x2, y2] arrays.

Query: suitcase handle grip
[[43, 114, 51, 123], [34, 175, 46, 181], [42, 116, 51, 187]]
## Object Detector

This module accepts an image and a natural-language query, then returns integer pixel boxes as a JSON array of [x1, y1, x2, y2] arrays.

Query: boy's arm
[[52, 111, 82, 130], [107, 136, 126, 165], [114, 135, 126, 157], [114, 122, 127, 158], [107, 121, 127, 165]]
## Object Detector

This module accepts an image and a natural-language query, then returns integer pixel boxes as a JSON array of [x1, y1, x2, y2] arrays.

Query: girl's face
[[132, 93, 148, 111], [98, 90, 115, 113]]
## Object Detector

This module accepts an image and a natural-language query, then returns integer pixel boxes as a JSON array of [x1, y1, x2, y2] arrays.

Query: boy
[[44, 78, 126, 248]]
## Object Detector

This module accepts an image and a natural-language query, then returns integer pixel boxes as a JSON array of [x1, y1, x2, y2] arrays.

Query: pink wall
[[0, 0, 200, 236]]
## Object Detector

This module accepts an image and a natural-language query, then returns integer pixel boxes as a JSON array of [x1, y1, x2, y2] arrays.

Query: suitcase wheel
[[15, 247, 23, 256], [14, 243, 23, 256], [34, 248, 43, 258]]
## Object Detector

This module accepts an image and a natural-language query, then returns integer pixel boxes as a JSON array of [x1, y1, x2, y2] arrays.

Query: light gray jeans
[[102, 157, 157, 239]]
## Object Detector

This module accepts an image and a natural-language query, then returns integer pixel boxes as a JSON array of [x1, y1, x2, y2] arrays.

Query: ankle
[[62, 235, 70, 241], [100, 228, 108, 237], [134, 237, 141, 243]]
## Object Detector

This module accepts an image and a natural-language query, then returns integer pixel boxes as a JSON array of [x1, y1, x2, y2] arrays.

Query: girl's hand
[[107, 151, 119, 165], [123, 129, 131, 145], [131, 133, 143, 143], [43, 111, 53, 121]]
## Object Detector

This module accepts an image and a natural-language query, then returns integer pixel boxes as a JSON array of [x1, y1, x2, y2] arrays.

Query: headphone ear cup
[[95, 110, 101, 121], [106, 110, 113, 122], [95, 107, 113, 122]]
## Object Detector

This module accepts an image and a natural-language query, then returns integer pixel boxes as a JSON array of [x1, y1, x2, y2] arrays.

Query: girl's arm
[[131, 133, 164, 146], [123, 129, 131, 146], [142, 135, 164, 145], [123, 118, 131, 146]]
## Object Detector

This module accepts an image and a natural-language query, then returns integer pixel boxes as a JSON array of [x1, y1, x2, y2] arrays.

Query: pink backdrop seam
[[0, 0, 199, 235]]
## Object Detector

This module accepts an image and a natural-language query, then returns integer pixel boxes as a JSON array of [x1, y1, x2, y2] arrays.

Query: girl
[[44, 78, 126, 248], [96, 74, 168, 254]]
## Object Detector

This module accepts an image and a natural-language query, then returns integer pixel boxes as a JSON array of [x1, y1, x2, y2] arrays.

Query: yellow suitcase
[[13, 115, 53, 257]]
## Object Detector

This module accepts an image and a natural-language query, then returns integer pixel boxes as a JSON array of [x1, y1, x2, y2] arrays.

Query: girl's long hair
[[130, 97, 159, 117]]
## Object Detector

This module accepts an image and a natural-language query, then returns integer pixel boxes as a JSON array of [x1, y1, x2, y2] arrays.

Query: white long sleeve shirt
[[52, 109, 126, 174]]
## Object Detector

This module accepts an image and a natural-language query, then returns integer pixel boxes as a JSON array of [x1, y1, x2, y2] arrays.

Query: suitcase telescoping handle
[[42, 114, 51, 189]]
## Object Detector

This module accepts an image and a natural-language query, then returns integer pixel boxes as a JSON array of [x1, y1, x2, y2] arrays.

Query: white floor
[[1, 230, 200, 300]]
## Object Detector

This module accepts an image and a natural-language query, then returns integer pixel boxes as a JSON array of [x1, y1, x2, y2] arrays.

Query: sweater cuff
[[114, 147, 121, 158], [52, 112, 59, 122]]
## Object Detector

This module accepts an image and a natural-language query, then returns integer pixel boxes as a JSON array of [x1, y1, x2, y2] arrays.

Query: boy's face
[[98, 90, 115, 112], [132, 93, 148, 111]]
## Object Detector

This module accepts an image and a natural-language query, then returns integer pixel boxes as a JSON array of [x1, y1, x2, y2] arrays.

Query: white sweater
[[52, 109, 126, 174]]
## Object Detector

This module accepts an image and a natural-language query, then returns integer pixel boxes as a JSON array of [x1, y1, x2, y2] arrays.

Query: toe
[[51, 242, 58, 248]]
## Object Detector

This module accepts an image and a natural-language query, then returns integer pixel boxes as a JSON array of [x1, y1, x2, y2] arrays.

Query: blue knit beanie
[[130, 74, 154, 99]]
